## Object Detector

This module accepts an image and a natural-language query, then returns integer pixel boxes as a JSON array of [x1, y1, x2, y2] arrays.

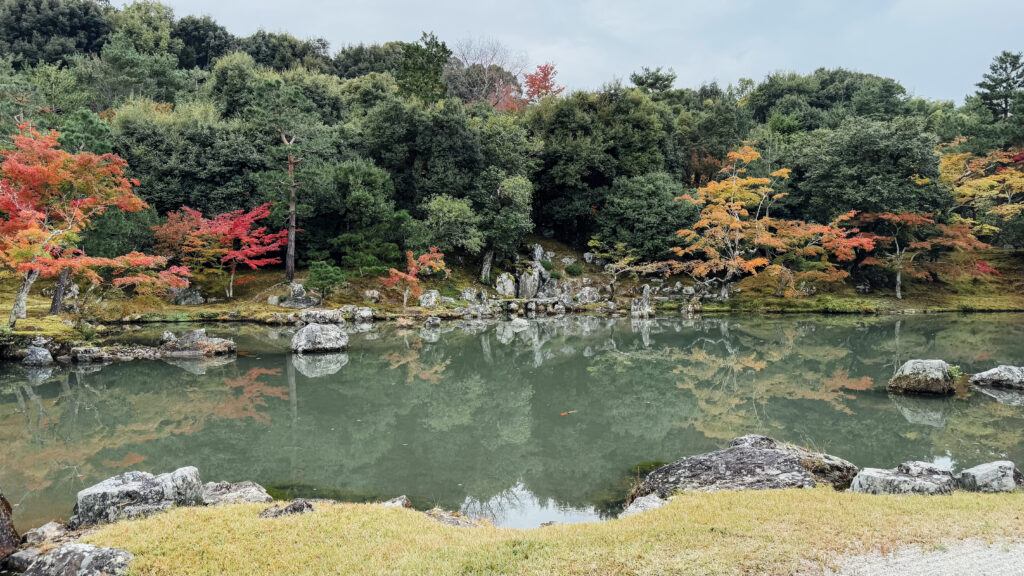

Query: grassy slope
[[83, 489, 1024, 576]]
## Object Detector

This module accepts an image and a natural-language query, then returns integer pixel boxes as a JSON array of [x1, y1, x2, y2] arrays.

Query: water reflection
[[2, 314, 1024, 531]]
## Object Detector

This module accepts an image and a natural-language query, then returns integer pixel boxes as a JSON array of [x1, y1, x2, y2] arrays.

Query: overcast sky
[[160, 0, 1022, 103]]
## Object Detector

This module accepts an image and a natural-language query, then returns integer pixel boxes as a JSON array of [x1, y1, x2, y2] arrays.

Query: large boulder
[[628, 435, 858, 504], [619, 494, 668, 518], [956, 461, 1023, 493], [23, 346, 53, 366], [202, 481, 273, 505], [0, 488, 16, 559], [159, 329, 236, 357], [576, 286, 600, 305], [353, 307, 375, 324], [970, 365, 1024, 390], [418, 290, 440, 308], [170, 287, 205, 306], [298, 309, 347, 325], [291, 323, 348, 354], [518, 267, 540, 300], [850, 461, 955, 495], [69, 466, 203, 528], [887, 359, 955, 395], [630, 284, 653, 318], [23, 543, 133, 576], [21, 521, 66, 546], [495, 273, 516, 298]]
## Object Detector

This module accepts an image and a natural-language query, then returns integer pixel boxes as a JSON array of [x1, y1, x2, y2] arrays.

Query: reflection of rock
[[619, 494, 667, 518], [509, 317, 530, 333], [291, 324, 348, 354], [850, 461, 955, 495], [259, 499, 314, 519], [887, 359, 954, 395], [970, 365, 1024, 390], [628, 435, 858, 504], [162, 354, 237, 375], [976, 386, 1024, 406], [23, 543, 133, 576], [425, 316, 441, 329], [292, 353, 349, 377], [891, 394, 950, 428], [23, 346, 53, 366], [957, 461, 1023, 493], [418, 289, 440, 308], [202, 481, 273, 505], [69, 466, 203, 528], [23, 366, 55, 384]]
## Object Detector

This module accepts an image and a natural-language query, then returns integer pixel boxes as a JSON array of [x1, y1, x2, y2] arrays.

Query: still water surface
[[3, 314, 1024, 531]]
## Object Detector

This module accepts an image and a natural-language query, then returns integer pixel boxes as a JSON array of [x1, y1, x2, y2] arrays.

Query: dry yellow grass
[[83, 488, 1024, 576]]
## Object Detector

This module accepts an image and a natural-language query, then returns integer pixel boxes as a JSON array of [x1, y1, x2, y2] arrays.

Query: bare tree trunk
[[227, 263, 236, 299], [286, 183, 296, 282], [895, 266, 903, 300], [9, 269, 40, 327], [402, 288, 409, 310], [49, 267, 71, 316], [479, 250, 494, 284]]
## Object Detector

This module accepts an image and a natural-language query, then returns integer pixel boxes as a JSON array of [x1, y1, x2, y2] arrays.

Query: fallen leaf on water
[[560, 411, 577, 416]]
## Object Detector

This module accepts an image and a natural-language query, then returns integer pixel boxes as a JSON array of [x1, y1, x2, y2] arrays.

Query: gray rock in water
[[160, 329, 236, 357], [956, 461, 1023, 493], [970, 365, 1024, 390], [23, 346, 53, 366], [69, 466, 203, 528], [202, 481, 273, 505], [298, 309, 347, 325], [0, 487, 16, 558], [383, 495, 412, 508], [23, 543, 133, 576], [70, 347, 105, 364], [291, 323, 348, 354], [292, 352, 349, 378], [280, 283, 318, 309], [850, 461, 955, 495], [259, 499, 314, 519], [628, 435, 858, 504], [21, 521, 66, 546], [887, 359, 955, 395], [630, 284, 653, 318], [353, 307, 375, 324], [495, 272, 516, 298], [619, 494, 667, 518], [418, 289, 440, 308]]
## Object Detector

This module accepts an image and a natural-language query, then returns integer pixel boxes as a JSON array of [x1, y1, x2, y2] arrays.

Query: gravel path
[[825, 540, 1024, 575]]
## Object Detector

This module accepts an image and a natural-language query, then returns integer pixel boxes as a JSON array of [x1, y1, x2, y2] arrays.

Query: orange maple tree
[[379, 247, 448, 309], [523, 63, 565, 104]]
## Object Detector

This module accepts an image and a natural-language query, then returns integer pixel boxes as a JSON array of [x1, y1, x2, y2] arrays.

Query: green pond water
[[3, 313, 1024, 531]]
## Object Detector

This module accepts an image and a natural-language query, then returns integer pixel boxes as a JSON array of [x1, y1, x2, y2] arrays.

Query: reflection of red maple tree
[[215, 368, 287, 425]]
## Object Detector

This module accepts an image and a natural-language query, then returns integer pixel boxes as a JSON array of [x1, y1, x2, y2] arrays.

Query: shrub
[[550, 270, 563, 280], [565, 264, 584, 277], [307, 261, 347, 301], [540, 260, 554, 271]]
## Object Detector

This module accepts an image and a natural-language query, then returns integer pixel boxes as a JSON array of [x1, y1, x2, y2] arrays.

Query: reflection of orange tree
[[381, 338, 450, 384]]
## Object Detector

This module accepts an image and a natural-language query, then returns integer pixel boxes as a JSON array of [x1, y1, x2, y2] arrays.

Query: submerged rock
[[23, 543, 133, 576], [956, 461, 1023, 493], [628, 435, 858, 504], [970, 365, 1024, 390], [291, 323, 348, 354], [69, 466, 203, 528], [887, 359, 955, 395], [259, 499, 314, 519], [850, 461, 955, 495], [619, 494, 668, 517], [202, 481, 273, 505]]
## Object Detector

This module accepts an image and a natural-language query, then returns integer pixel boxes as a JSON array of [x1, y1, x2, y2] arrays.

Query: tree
[[593, 172, 699, 261], [475, 175, 533, 282], [396, 32, 451, 102], [210, 203, 287, 298], [306, 260, 346, 301], [380, 247, 448, 309], [631, 66, 676, 94], [114, 0, 182, 56], [0, 122, 147, 325], [976, 51, 1024, 122], [237, 29, 331, 72], [523, 63, 564, 104], [333, 41, 406, 79], [58, 108, 112, 153], [419, 193, 484, 254], [0, 0, 112, 69], [172, 14, 235, 69], [443, 37, 525, 107]]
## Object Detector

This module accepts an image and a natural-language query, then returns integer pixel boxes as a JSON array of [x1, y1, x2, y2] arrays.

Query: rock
[[23, 346, 53, 366], [170, 287, 205, 306], [21, 521, 66, 546], [291, 323, 348, 354], [887, 359, 955, 395], [425, 316, 441, 329], [440, 296, 456, 305], [561, 257, 577, 266], [970, 365, 1024, 390], [160, 331, 176, 345], [383, 495, 412, 508], [70, 347, 105, 363], [577, 286, 600, 305], [5, 547, 42, 572], [630, 284, 653, 318], [69, 466, 203, 528], [353, 307, 375, 324], [956, 461, 1022, 493], [495, 273, 516, 298], [850, 461, 955, 495], [619, 494, 667, 517], [518, 267, 540, 300], [298, 309, 347, 325], [628, 435, 858, 504], [259, 499, 314, 519], [267, 295, 280, 306], [363, 289, 381, 303], [423, 508, 478, 528], [532, 244, 544, 262], [509, 317, 530, 332], [202, 481, 273, 505], [23, 543, 133, 576], [418, 289, 440, 308], [0, 488, 16, 559], [160, 329, 236, 357], [280, 283, 317, 309], [460, 288, 477, 302], [292, 352, 349, 377]]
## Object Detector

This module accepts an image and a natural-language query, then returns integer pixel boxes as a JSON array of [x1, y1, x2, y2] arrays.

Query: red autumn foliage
[[379, 247, 449, 307], [523, 63, 565, 104]]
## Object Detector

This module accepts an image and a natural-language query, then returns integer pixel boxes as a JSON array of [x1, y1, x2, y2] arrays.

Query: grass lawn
[[83, 488, 1024, 576]]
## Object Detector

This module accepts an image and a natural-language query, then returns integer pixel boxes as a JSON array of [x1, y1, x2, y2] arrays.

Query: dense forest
[[1, 0, 1023, 311]]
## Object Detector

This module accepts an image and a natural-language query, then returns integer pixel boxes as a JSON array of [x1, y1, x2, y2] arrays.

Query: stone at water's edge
[[627, 435, 858, 505], [69, 466, 203, 528], [23, 346, 53, 366], [202, 481, 273, 505], [0, 488, 17, 559], [495, 272, 516, 298], [291, 323, 348, 354], [353, 307, 375, 324], [619, 494, 667, 517], [424, 507, 479, 528], [970, 365, 1024, 390], [887, 359, 955, 395], [23, 543, 132, 576], [298, 309, 347, 325], [21, 521, 67, 546], [956, 461, 1023, 493], [383, 495, 412, 508], [160, 329, 236, 357], [849, 461, 955, 495]]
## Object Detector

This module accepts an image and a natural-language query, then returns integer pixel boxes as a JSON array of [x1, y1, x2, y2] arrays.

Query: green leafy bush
[[565, 264, 584, 277], [540, 260, 554, 271]]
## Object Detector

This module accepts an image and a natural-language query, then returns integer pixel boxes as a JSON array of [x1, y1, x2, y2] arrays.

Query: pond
[[3, 313, 1024, 532]]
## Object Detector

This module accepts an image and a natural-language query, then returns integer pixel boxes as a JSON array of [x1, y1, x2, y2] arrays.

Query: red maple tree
[[523, 63, 565, 104], [379, 247, 448, 309]]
